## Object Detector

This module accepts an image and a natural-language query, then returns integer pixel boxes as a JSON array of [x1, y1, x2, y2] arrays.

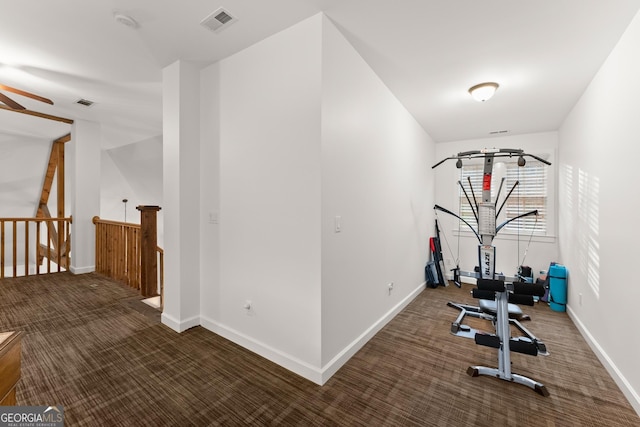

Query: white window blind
[[459, 161, 547, 235]]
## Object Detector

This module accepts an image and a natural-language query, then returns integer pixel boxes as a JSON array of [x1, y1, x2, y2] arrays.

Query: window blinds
[[459, 161, 547, 235]]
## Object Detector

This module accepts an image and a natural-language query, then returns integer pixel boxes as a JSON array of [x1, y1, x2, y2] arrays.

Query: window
[[459, 160, 547, 235]]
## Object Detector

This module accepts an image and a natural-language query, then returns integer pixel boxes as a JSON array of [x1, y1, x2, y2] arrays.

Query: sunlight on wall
[[563, 164, 573, 211], [577, 168, 601, 297]]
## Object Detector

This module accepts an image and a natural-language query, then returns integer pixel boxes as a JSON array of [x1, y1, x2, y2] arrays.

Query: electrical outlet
[[579, 293, 582, 306], [335, 216, 342, 233], [388, 282, 394, 295]]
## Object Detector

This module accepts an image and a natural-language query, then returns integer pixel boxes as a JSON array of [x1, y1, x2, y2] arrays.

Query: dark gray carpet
[[1, 272, 638, 426]]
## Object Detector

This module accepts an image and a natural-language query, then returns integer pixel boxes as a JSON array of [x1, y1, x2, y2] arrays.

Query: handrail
[[0, 216, 72, 222], [92, 217, 141, 228], [0, 216, 72, 278]]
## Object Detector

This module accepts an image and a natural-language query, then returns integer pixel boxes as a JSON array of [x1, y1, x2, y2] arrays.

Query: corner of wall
[[319, 282, 425, 384], [161, 312, 200, 333], [319, 7, 435, 369], [200, 315, 324, 385], [567, 306, 640, 415]]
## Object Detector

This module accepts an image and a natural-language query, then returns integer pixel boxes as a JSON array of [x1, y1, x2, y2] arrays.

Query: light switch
[[335, 216, 341, 233], [209, 211, 219, 224]]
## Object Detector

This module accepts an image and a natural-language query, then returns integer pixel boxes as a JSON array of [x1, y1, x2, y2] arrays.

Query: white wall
[[199, 62, 221, 323], [320, 16, 434, 371], [100, 152, 138, 219], [558, 9, 640, 414], [68, 119, 101, 274], [434, 132, 558, 279], [0, 135, 50, 270], [200, 14, 324, 376], [162, 61, 201, 332], [0, 135, 50, 217], [198, 13, 434, 384], [101, 136, 164, 244]]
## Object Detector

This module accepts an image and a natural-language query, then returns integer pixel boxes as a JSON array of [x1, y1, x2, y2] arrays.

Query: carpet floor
[[1, 272, 638, 426]]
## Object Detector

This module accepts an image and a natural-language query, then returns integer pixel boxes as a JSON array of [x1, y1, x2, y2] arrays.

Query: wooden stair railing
[[36, 205, 71, 270], [93, 206, 163, 303], [0, 217, 72, 278], [93, 217, 141, 290], [1, 132, 71, 278]]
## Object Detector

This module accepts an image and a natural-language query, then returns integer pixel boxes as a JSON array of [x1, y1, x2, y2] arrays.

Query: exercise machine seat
[[479, 299, 523, 316]]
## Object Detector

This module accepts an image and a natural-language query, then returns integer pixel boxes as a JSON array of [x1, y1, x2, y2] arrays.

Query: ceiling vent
[[200, 8, 237, 33], [76, 98, 95, 107], [489, 130, 509, 135]]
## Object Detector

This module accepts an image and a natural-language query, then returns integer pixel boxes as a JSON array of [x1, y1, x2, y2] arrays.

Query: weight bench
[[448, 278, 549, 396]]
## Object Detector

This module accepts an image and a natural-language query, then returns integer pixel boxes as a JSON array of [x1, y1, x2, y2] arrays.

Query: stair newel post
[[136, 205, 161, 298]]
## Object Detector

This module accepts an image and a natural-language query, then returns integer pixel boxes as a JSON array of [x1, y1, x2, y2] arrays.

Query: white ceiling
[[1, 0, 639, 146]]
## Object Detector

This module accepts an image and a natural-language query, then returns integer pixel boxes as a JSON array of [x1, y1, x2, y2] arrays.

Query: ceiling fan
[[0, 83, 54, 110]]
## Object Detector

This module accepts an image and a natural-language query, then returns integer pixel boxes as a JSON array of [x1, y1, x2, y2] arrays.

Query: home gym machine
[[432, 148, 551, 396]]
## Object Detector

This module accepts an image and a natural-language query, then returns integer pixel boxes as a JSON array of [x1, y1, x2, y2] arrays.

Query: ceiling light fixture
[[114, 13, 139, 29], [469, 82, 499, 102]]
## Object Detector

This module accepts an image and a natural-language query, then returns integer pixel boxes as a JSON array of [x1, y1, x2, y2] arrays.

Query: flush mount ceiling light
[[469, 82, 499, 102], [114, 13, 139, 29]]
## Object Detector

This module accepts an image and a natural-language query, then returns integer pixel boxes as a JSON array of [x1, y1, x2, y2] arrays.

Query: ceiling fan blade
[[0, 92, 26, 110], [0, 84, 54, 105]]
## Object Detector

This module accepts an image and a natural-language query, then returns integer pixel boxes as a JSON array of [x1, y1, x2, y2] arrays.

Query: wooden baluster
[[35, 221, 40, 275], [158, 247, 164, 307], [24, 221, 29, 277], [1, 220, 4, 279], [46, 221, 51, 274], [12, 221, 17, 277]]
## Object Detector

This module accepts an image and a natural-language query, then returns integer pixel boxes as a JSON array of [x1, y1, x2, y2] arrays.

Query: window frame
[[454, 155, 552, 240]]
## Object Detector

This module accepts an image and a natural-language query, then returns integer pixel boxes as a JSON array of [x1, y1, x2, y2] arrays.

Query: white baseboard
[[318, 281, 426, 384], [70, 265, 95, 274], [200, 281, 426, 386], [161, 313, 200, 333], [567, 305, 640, 416], [200, 316, 323, 384]]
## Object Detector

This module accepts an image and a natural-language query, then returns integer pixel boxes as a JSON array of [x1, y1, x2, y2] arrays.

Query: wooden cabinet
[[0, 331, 22, 406]]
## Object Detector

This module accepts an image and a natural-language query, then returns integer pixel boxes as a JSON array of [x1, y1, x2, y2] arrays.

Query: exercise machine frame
[[432, 148, 551, 396]]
